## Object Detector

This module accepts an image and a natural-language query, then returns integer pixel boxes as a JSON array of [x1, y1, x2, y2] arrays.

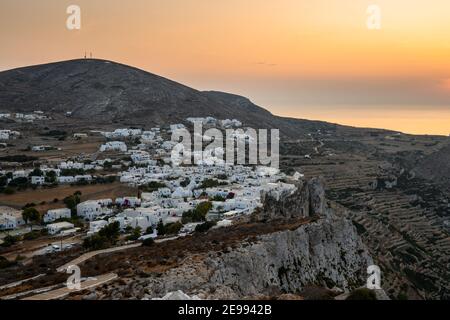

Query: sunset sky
[[1, 0, 449, 135]]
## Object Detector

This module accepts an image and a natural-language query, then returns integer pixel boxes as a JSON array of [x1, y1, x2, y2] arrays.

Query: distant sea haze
[[270, 105, 450, 136]]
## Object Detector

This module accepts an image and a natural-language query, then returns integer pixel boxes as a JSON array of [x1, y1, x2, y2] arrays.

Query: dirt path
[[22, 273, 118, 300], [57, 243, 141, 272]]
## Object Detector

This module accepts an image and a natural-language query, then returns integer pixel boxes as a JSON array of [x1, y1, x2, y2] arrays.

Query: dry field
[[0, 182, 138, 212]]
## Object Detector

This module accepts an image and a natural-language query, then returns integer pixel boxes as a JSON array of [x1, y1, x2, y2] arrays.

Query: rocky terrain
[[284, 133, 450, 299], [73, 179, 372, 300], [1, 59, 449, 300]]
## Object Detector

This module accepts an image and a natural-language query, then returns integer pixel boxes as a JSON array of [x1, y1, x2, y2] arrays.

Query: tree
[[83, 222, 121, 251], [28, 168, 43, 177], [195, 221, 216, 233], [126, 227, 142, 241], [64, 192, 81, 215], [145, 226, 154, 235], [0, 175, 7, 187], [22, 207, 40, 230], [156, 220, 165, 236], [98, 221, 120, 244], [45, 170, 57, 183], [182, 201, 213, 223], [165, 222, 183, 235]]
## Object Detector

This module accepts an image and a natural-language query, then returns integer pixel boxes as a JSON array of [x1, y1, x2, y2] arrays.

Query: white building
[[220, 119, 242, 128], [100, 141, 127, 152], [0, 206, 25, 230], [77, 199, 113, 221], [115, 197, 141, 207], [44, 208, 71, 223], [88, 220, 109, 235], [31, 176, 45, 185], [47, 222, 75, 235], [0, 130, 20, 140]]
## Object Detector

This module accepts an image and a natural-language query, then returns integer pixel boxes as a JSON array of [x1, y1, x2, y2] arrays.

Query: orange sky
[[1, 0, 449, 135]]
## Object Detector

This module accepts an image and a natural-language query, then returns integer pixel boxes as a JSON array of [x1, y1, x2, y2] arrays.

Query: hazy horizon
[[1, 0, 449, 135]]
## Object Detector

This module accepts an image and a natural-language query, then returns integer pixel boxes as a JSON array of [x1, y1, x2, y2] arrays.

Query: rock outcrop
[[138, 215, 372, 300], [99, 178, 373, 300], [258, 177, 329, 221]]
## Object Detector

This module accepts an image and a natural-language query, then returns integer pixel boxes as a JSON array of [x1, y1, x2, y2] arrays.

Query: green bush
[[182, 201, 212, 223]]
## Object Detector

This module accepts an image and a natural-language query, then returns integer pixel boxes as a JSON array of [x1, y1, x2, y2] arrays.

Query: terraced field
[[281, 134, 450, 299]]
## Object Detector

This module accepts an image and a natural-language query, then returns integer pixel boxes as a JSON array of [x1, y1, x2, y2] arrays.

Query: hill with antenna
[[0, 59, 363, 137]]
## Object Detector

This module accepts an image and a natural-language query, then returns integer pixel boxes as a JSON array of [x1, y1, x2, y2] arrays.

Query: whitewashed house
[[0, 206, 25, 230], [44, 208, 71, 223], [88, 220, 109, 235], [77, 199, 113, 221], [100, 141, 127, 152], [47, 222, 74, 235], [115, 197, 141, 207], [31, 176, 45, 185]]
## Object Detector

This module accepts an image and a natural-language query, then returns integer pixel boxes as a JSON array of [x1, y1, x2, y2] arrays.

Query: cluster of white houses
[[0, 130, 20, 140], [0, 111, 49, 122], [1, 118, 303, 241]]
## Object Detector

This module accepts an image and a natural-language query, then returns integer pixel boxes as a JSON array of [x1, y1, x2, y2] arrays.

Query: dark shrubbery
[[0, 155, 38, 163], [346, 288, 377, 300], [0, 256, 16, 269], [182, 201, 212, 223], [142, 238, 155, 247], [157, 221, 182, 236], [195, 221, 216, 233], [83, 222, 120, 250]]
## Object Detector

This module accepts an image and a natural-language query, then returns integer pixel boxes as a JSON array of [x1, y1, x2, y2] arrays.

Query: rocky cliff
[[96, 179, 373, 300], [137, 216, 372, 299]]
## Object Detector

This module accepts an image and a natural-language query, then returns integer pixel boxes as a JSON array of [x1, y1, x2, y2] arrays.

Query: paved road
[[22, 273, 118, 300], [57, 243, 141, 272]]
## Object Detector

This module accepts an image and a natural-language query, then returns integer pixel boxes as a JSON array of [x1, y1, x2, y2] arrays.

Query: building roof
[[47, 222, 74, 228]]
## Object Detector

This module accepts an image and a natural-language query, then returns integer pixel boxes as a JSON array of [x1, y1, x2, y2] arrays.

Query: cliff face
[[139, 216, 372, 299], [91, 178, 373, 300], [258, 177, 330, 221]]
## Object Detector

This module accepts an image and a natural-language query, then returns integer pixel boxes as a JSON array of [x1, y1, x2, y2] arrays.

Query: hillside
[[0, 59, 353, 137]]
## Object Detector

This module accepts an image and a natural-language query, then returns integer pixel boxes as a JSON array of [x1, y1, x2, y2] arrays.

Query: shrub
[[195, 221, 216, 233], [126, 227, 142, 241], [165, 222, 183, 235], [0, 256, 16, 269], [142, 238, 155, 247], [1, 235, 20, 247], [182, 201, 212, 223], [23, 230, 42, 241], [346, 288, 377, 300], [3, 187, 15, 195]]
